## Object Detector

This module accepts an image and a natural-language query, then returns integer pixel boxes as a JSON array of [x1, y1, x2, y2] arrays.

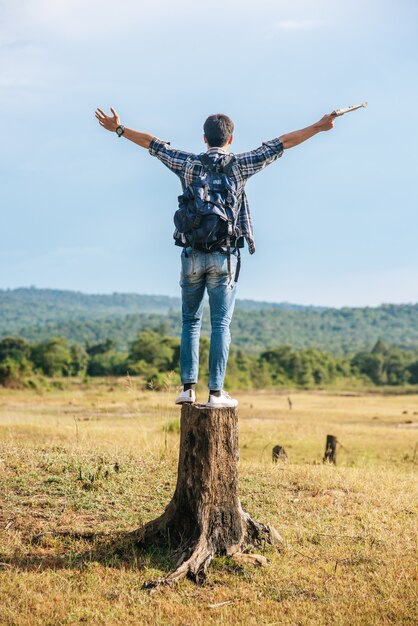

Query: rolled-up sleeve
[[148, 137, 193, 177], [235, 138, 284, 179]]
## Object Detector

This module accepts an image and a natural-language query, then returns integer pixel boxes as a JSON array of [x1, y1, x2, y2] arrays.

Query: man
[[95, 108, 335, 407]]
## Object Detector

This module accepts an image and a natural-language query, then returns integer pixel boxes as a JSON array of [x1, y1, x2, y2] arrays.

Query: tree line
[[1, 333, 418, 390], [2, 288, 418, 356]]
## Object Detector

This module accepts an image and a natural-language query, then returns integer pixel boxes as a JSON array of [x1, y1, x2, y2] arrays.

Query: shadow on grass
[[1, 529, 175, 576]]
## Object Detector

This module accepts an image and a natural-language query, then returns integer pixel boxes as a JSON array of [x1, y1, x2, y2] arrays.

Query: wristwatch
[[115, 125, 125, 138]]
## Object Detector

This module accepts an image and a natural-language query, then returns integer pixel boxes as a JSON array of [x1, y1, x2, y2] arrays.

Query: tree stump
[[133, 403, 283, 588], [272, 445, 288, 463], [323, 434, 337, 464]]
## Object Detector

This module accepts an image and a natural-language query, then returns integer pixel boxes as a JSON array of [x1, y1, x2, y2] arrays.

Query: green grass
[[0, 381, 417, 625]]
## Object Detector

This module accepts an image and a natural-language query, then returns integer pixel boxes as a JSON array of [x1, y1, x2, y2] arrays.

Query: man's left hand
[[317, 114, 335, 132]]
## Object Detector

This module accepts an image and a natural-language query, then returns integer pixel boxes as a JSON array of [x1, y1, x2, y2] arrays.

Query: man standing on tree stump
[[95, 108, 335, 406]]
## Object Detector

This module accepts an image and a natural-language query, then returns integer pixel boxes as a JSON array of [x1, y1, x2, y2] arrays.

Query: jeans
[[179, 246, 238, 390]]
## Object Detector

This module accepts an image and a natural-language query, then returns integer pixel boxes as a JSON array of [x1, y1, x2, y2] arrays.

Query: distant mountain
[[235, 299, 327, 312], [1, 287, 418, 355], [0, 287, 321, 331]]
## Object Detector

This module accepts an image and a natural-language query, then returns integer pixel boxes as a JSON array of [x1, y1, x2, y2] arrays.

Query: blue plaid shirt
[[148, 137, 284, 254]]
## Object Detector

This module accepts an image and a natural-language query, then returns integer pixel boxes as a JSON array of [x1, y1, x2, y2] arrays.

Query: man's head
[[203, 114, 234, 149]]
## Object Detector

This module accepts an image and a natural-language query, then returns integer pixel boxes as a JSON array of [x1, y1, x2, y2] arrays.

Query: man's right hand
[[95, 107, 121, 132]]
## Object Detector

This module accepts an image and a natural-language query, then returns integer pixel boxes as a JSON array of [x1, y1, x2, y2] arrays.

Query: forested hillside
[[1, 288, 418, 355], [0, 287, 181, 326], [0, 287, 321, 331]]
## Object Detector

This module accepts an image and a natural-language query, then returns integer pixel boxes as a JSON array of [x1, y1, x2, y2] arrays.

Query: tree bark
[[272, 445, 288, 462], [323, 434, 338, 464], [133, 403, 283, 588]]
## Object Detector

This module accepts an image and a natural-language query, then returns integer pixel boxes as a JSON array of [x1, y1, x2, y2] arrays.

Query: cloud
[[273, 19, 326, 30], [0, 78, 44, 89], [2, 1, 327, 43], [0, 34, 18, 47], [2, 0, 194, 42]]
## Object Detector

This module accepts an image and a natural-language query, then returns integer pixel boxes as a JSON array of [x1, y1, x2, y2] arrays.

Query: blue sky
[[0, 0, 417, 306]]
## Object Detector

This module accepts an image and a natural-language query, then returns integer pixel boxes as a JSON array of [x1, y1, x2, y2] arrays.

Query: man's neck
[[206, 144, 230, 153]]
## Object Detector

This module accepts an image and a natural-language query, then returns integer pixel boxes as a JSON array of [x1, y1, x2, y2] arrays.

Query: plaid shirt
[[148, 136, 284, 254]]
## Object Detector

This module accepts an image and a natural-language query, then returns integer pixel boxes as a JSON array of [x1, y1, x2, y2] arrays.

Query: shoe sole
[[174, 399, 195, 405], [204, 402, 238, 408]]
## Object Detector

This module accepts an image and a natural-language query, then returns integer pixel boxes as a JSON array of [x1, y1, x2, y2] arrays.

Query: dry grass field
[[0, 379, 417, 625]]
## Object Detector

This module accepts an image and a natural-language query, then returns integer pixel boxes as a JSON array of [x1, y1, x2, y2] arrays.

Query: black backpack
[[174, 153, 240, 251]]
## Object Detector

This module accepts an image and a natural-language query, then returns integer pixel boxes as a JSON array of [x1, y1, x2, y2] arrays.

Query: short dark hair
[[203, 114, 234, 147]]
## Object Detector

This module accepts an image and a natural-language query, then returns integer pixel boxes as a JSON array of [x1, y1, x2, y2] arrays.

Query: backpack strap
[[223, 155, 237, 175], [227, 238, 242, 285], [226, 235, 232, 284], [199, 153, 216, 172], [235, 247, 241, 282]]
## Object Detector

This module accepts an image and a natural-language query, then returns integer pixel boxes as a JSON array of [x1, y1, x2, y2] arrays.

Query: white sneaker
[[205, 390, 238, 408], [175, 388, 196, 405]]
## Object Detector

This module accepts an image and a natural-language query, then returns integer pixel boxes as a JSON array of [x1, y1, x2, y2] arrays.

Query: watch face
[[116, 126, 123, 136]]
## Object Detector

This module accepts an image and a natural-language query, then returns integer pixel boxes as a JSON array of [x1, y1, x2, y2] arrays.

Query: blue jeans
[[180, 247, 238, 390]]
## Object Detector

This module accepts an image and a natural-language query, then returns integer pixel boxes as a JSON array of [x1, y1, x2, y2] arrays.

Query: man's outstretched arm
[[95, 107, 193, 176], [236, 113, 336, 179], [95, 107, 154, 148], [279, 114, 335, 149]]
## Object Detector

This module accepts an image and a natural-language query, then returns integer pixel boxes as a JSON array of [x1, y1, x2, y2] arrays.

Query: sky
[[0, 0, 417, 307]]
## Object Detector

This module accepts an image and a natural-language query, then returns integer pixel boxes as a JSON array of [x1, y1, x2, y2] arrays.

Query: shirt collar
[[206, 146, 228, 154]]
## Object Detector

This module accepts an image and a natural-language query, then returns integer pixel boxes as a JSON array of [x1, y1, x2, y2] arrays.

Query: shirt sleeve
[[234, 138, 284, 179], [148, 137, 193, 176]]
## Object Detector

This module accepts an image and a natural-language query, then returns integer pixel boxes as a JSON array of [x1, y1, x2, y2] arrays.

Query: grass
[[0, 379, 417, 625]]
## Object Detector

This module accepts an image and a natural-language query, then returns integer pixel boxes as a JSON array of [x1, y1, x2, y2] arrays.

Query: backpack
[[174, 153, 240, 251]]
